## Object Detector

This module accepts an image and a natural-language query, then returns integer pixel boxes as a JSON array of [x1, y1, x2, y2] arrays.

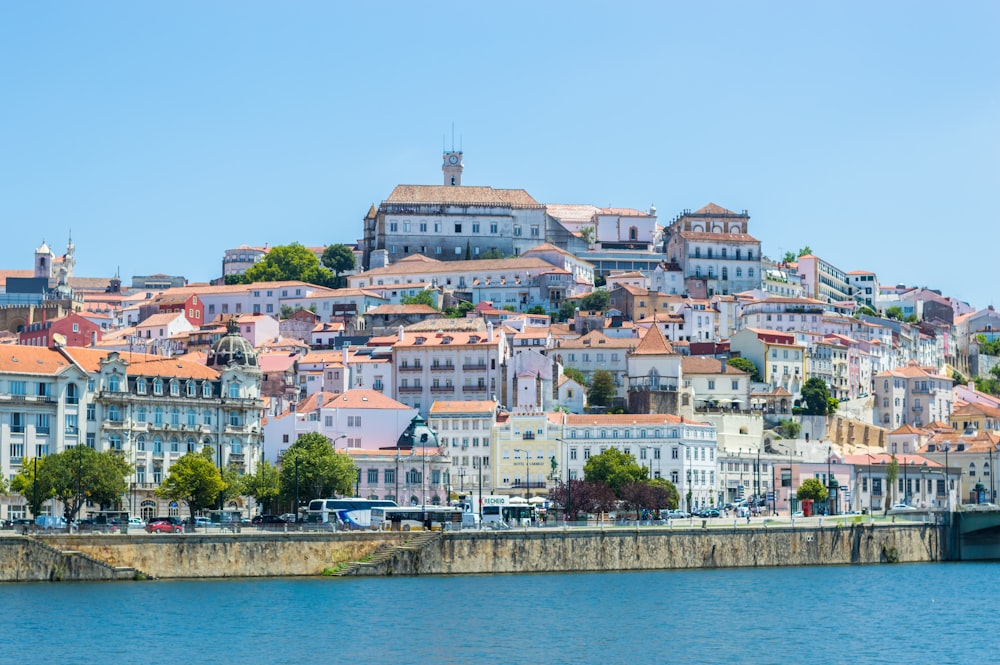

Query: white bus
[[307, 498, 397, 529], [480, 496, 536, 527], [370, 506, 463, 531]]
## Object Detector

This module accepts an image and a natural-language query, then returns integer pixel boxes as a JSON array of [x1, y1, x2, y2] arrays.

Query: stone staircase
[[333, 531, 443, 576], [10, 537, 150, 582]]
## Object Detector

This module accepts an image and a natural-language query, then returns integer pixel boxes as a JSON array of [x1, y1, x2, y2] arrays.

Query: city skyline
[[2, 2, 998, 307]]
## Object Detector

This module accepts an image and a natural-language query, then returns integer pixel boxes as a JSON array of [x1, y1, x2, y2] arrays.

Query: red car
[[145, 519, 183, 533]]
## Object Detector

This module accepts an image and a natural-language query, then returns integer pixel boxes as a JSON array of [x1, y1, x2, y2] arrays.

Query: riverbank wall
[[0, 522, 946, 582], [363, 522, 945, 575]]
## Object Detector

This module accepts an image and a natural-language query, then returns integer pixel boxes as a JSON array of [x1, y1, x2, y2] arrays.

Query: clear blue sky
[[2, 2, 998, 308]]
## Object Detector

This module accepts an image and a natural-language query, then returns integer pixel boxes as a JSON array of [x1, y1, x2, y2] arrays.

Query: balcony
[[398, 365, 423, 372], [463, 385, 488, 394], [431, 385, 455, 393], [430, 364, 456, 372], [229, 453, 245, 465], [398, 385, 423, 394], [462, 364, 487, 371]]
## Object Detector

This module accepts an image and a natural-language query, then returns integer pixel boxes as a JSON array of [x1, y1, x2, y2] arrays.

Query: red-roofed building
[[19, 312, 101, 348], [664, 203, 762, 297]]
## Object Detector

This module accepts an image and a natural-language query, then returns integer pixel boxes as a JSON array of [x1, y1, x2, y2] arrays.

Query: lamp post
[[867, 453, 874, 521], [555, 438, 571, 523], [514, 448, 529, 500], [992, 444, 998, 503], [944, 443, 951, 513], [459, 468, 466, 497], [394, 448, 400, 504], [294, 456, 300, 523], [477, 455, 483, 523]]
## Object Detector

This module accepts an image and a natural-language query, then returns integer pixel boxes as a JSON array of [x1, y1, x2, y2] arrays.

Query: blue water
[[2, 563, 994, 664]]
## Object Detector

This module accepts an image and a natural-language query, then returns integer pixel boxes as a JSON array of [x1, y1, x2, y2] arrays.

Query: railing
[[463, 385, 488, 393], [398, 365, 423, 372], [398, 385, 423, 393], [431, 385, 455, 393], [430, 364, 456, 372], [462, 364, 487, 371]]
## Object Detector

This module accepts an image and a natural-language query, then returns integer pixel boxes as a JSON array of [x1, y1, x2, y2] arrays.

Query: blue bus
[[306, 498, 397, 529]]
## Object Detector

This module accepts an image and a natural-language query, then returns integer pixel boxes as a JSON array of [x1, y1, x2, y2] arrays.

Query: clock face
[[448, 155, 459, 165]]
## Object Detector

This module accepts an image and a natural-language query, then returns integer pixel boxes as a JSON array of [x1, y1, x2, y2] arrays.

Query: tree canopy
[[726, 357, 761, 382], [400, 290, 438, 308], [241, 460, 281, 514], [278, 433, 358, 508], [320, 244, 356, 287], [779, 419, 801, 439], [583, 448, 647, 495], [157, 447, 227, 522], [782, 246, 812, 263], [243, 243, 336, 287], [580, 290, 610, 312], [796, 477, 828, 502], [11, 448, 130, 525], [587, 369, 616, 407], [563, 367, 588, 387], [800, 377, 832, 416]]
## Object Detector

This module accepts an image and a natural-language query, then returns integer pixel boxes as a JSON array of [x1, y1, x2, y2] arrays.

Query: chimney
[[398, 325, 404, 342], [342, 346, 349, 365], [91, 331, 97, 347], [487, 321, 494, 342]]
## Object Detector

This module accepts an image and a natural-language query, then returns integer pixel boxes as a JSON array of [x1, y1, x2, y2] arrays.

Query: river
[[6, 563, 993, 664]]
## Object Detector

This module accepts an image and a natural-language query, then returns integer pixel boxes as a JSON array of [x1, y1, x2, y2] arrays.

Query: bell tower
[[442, 150, 463, 186]]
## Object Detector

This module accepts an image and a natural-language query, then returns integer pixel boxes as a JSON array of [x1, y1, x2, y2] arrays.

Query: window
[[153, 379, 163, 395], [455, 223, 462, 233], [490, 223, 498, 234], [203, 382, 213, 398], [367, 469, 379, 484], [136, 435, 146, 452], [65, 414, 78, 435], [472, 223, 480, 233], [66, 383, 79, 405], [187, 382, 196, 397], [87, 404, 95, 421], [229, 411, 241, 427], [108, 375, 121, 392], [11, 412, 24, 433], [170, 380, 179, 396], [229, 382, 240, 399]]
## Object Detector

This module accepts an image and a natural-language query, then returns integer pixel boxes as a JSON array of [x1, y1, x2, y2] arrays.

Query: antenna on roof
[[451, 122, 455, 152]]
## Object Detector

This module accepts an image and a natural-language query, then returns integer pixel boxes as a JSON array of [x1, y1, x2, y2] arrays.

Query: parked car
[[148, 516, 184, 527], [127, 517, 145, 532], [701, 508, 721, 518], [194, 517, 213, 530], [890, 504, 918, 512], [252, 514, 288, 527], [36, 515, 67, 530], [667, 510, 691, 519], [145, 519, 183, 534]]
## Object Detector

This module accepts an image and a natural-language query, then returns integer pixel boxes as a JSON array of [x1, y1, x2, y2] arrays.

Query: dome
[[207, 318, 259, 369]]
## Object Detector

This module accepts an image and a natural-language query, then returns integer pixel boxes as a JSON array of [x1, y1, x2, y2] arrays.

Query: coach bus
[[370, 505, 463, 531], [307, 498, 397, 529]]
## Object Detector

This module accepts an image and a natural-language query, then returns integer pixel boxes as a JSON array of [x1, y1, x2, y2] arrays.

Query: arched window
[[228, 382, 240, 399], [202, 382, 212, 398], [629, 226, 638, 241], [108, 375, 121, 392], [736, 268, 742, 277], [136, 378, 146, 395], [136, 407, 147, 423], [748, 268, 754, 278], [186, 382, 196, 397], [969, 462, 976, 477], [169, 380, 179, 396], [170, 437, 179, 452], [985, 462, 991, 477], [153, 436, 163, 454], [136, 435, 146, 451], [153, 379, 163, 395], [186, 437, 197, 452]]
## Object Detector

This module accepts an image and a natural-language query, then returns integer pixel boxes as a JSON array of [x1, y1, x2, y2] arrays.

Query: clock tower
[[442, 150, 463, 186]]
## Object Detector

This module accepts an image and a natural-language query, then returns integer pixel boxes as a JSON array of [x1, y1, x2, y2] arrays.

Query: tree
[[885, 306, 904, 321], [885, 454, 899, 513], [800, 377, 831, 416], [11, 457, 53, 518], [400, 290, 438, 308], [465, 240, 472, 260], [278, 433, 357, 508], [320, 243, 356, 287], [241, 460, 281, 515], [726, 357, 761, 382], [527, 305, 546, 315], [224, 273, 248, 285], [550, 479, 617, 516], [480, 248, 505, 260], [826, 396, 840, 415], [620, 478, 679, 516], [243, 242, 335, 287], [557, 299, 578, 321], [796, 477, 828, 503], [157, 447, 227, 524], [580, 290, 609, 312], [563, 367, 588, 387], [856, 305, 877, 318], [580, 226, 594, 246], [587, 369, 616, 407], [779, 419, 801, 439], [583, 448, 647, 496], [782, 246, 811, 263], [42, 446, 131, 527], [443, 301, 474, 318]]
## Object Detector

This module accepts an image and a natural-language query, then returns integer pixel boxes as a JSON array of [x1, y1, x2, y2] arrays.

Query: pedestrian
[[746, 512, 751, 525]]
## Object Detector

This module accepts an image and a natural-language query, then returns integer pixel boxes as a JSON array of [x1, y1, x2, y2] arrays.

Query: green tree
[[827, 396, 840, 415], [11, 457, 53, 518], [782, 246, 812, 263], [241, 460, 281, 515], [221, 464, 245, 504], [43, 446, 131, 526], [557, 299, 578, 321], [726, 357, 761, 382], [244, 243, 335, 287], [480, 248, 505, 259], [779, 419, 801, 439], [157, 447, 227, 524], [587, 369, 616, 407], [856, 305, 877, 318], [885, 306, 904, 321], [976, 334, 1000, 357], [224, 273, 248, 285], [320, 243, 356, 287], [400, 290, 438, 308], [580, 226, 594, 246], [583, 447, 647, 496], [527, 305, 546, 315], [563, 367, 588, 387], [800, 377, 831, 416], [885, 454, 899, 513], [443, 301, 474, 318], [796, 477, 828, 503], [580, 290, 609, 312], [278, 433, 357, 508], [465, 240, 472, 260]]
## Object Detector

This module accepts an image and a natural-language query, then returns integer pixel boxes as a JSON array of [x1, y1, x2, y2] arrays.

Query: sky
[[2, 2, 998, 308]]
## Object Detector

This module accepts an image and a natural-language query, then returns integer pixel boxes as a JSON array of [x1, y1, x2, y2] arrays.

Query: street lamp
[[556, 438, 572, 523], [514, 448, 529, 500]]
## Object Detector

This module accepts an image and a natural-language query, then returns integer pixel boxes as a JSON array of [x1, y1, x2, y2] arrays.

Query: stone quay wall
[[362, 523, 946, 576], [0, 523, 946, 582]]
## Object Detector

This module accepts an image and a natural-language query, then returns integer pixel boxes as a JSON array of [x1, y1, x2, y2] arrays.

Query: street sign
[[766, 492, 774, 501]]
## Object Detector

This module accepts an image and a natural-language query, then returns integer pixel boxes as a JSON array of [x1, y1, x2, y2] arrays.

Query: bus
[[307, 498, 397, 529], [480, 496, 536, 527], [370, 506, 463, 531]]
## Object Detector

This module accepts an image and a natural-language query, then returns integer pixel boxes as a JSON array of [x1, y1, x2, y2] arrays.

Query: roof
[[632, 323, 674, 356], [356, 257, 555, 279], [60, 347, 219, 380], [544, 203, 600, 222], [681, 356, 746, 375], [0, 346, 74, 375], [597, 207, 651, 217], [549, 413, 711, 427], [258, 353, 297, 373], [384, 185, 540, 207], [692, 203, 739, 216], [678, 231, 759, 243], [557, 330, 637, 350], [366, 304, 439, 316], [321, 389, 412, 410], [429, 400, 497, 415], [137, 312, 185, 328], [394, 330, 501, 349]]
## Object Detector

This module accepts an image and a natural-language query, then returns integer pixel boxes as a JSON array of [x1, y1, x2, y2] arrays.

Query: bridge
[[954, 509, 1000, 560]]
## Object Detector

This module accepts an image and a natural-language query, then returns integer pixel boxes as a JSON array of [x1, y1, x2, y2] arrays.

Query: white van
[[35, 516, 67, 530]]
